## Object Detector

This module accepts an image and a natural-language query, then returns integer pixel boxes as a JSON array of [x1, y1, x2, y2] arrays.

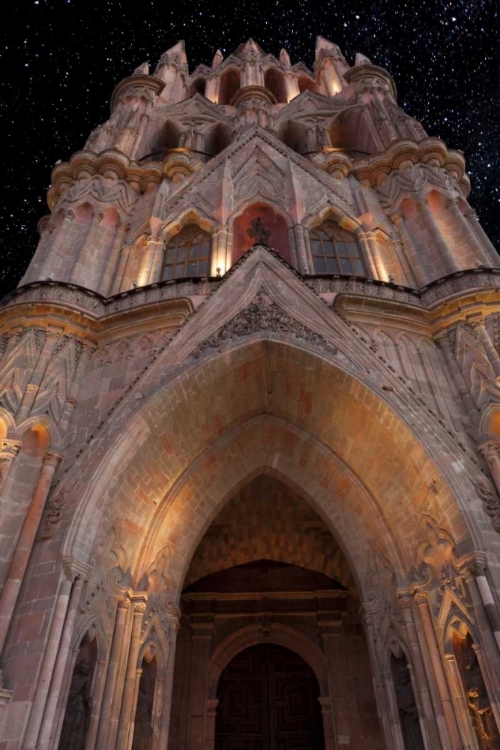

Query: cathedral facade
[[1, 35, 500, 750]]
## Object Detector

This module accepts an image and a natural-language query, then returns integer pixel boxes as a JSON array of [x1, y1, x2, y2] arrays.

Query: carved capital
[[62, 556, 93, 581], [42, 450, 64, 469], [477, 440, 500, 464], [0, 439, 21, 462], [413, 591, 428, 606]]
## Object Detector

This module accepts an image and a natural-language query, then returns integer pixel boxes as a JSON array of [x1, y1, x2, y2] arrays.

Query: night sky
[[3, 0, 499, 298]]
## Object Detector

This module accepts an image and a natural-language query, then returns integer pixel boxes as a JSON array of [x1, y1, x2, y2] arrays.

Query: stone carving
[[192, 293, 338, 359], [476, 478, 500, 533], [247, 217, 271, 246], [147, 545, 175, 594], [40, 489, 65, 540], [58, 658, 92, 750]]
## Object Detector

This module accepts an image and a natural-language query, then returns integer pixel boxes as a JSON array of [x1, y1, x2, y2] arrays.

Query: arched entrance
[[215, 643, 324, 750]]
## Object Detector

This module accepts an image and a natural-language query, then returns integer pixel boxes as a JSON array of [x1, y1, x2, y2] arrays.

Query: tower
[[1, 35, 500, 750]]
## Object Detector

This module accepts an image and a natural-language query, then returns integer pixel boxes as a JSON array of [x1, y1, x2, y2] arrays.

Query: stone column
[[84, 658, 107, 750], [414, 592, 462, 749], [293, 224, 310, 274], [284, 72, 300, 101], [443, 654, 478, 750], [398, 594, 441, 748], [49, 209, 76, 262], [70, 210, 103, 284], [139, 236, 164, 286], [98, 221, 128, 296], [468, 315, 500, 381], [0, 439, 21, 495], [58, 341, 96, 435], [149, 237, 166, 284], [390, 212, 428, 288], [464, 208, 500, 266], [462, 562, 500, 657], [187, 615, 214, 750], [16, 331, 60, 421], [37, 574, 86, 750], [95, 599, 130, 750], [435, 330, 479, 422], [115, 597, 148, 750], [111, 244, 133, 294], [477, 441, 500, 500], [358, 231, 380, 279], [205, 75, 220, 104], [361, 611, 395, 750], [0, 450, 63, 655], [419, 200, 460, 275], [23, 574, 74, 749], [212, 225, 228, 276]]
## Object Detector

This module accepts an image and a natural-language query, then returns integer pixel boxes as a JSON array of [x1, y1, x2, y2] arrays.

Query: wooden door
[[215, 644, 324, 750]]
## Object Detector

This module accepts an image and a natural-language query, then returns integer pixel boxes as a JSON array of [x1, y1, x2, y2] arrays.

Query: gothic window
[[162, 225, 211, 280], [310, 221, 365, 275]]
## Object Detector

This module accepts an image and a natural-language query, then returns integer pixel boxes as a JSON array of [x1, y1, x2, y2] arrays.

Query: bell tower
[[0, 36, 500, 750]]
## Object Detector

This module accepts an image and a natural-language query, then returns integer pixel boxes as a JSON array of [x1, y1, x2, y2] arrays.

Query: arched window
[[162, 225, 211, 280], [310, 221, 365, 275]]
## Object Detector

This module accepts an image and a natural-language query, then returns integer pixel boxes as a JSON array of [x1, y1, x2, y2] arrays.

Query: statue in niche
[[461, 635, 500, 749], [247, 217, 271, 246], [391, 654, 424, 750], [132, 655, 157, 750], [58, 657, 92, 750]]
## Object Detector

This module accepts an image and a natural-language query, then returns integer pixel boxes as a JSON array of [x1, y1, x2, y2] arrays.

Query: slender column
[[58, 342, 96, 434], [98, 222, 128, 296], [293, 224, 310, 274], [84, 659, 107, 750], [53, 646, 79, 750], [287, 226, 299, 269], [148, 237, 166, 284], [414, 592, 462, 749], [0, 450, 63, 655], [69, 210, 103, 284], [411, 597, 453, 749], [391, 213, 428, 288], [0, 439, 21, 494], [361, 611, 395, 750], [23, 575, 74, 749], [138, 236, 161, 287], [205, 699, 219, 750], [387, 237, 417, 286], [448, 200, 491, 267], [95, 599, 130, 750], [463, 562, 500, 655], [357, 231, 380, 279], [284, 72, 300, 101], [187, 616, 214, 750], [444, 654, 477, 750], [419, 200, 460, 275], [111, 245, 133, 294], [115, 598, 147, 750], [205, 75, 220, 104], [382, 667, 405, 749], [48, 209, 76, 260], [213, 225, 228, 276], [37, 576, 85, 750], [468, 315, 500, 380], [318, 697, 335, 750], [398, 595, 440, 748], [435, 330, 479, 420], [477, 441, 500, 500], [127, 668, 143, 750], [472, 644, 500, 729], [464, 208, 500, 267], [16, 331, 60, 421]]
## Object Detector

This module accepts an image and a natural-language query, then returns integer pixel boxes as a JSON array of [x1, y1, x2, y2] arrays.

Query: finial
[[279, 48, 291, 66], [355, 52, 372, 66], [133, 62, 149, 75], [247, 217, 271, 246], [212, 49, 224, 69]]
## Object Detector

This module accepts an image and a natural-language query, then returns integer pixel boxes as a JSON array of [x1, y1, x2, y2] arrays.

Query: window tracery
[[162, 225, 211, 280], [310, 221, 365, 275]]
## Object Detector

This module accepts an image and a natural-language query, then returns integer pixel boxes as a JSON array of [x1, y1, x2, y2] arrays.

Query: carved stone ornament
[[40, 489, 65, 540], [191, 293, 338, 359], [475, 478, 500, 533]]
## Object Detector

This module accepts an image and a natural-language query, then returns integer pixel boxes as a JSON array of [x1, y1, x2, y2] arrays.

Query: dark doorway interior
[[215, 643, 324, 750]]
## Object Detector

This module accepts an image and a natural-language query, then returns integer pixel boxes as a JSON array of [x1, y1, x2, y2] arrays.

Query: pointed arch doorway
[[215, 642, 324, 750]]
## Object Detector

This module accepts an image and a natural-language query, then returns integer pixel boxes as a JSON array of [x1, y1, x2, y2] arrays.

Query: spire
[[279, 48, 291, 66], [133, 62, 149, 75], [212, 49, 224, 69], [315, 35, 341, 59], [159, 40, 187, 66], [355, 52, 372, 66]]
